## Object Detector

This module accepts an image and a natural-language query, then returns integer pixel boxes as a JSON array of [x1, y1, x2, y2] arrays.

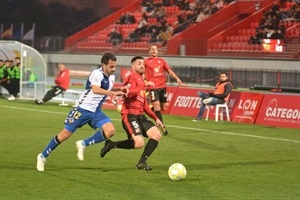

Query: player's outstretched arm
[[92, 85, 125, 96], [168, 70, 182, 86]]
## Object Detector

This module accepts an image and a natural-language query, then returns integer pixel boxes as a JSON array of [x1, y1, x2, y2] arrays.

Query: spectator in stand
[[158, 16, 168, 30], [271, 1, 280, 14], [126, 30, 140, 42], [137, 16, 148, 30], [156, 30, 167, 44], [155, 5, 166, 20], [210, 3, 220, 15], [282, 6, 300, 21], [142, 11, 149, 22], [149, 21, 163, 35], [118, 12, 136, 24], [35, 63, 70, 105], [249, 28, 264, 45], [196, 11, 206, 22], [271, 29, 285, 39], [166, 23, 174, 34], [265, 28, 275, 39], [278, 21, 287, 35], [156, 28, 172, 46], [271, 14, 280, 26], [107, 29, 123, 46], [163, 0, 171, 6], [216, 0, 225, 10], [145, 3, 156, 17], [180, 0, 190, 10], [149, 29, 159, 43], [142, 0, 153, 12], [186, 10, 198, 23], [177, 10, 187, 24], [173, 21, 188, 34], [153, 0, 163, 6], [175, 0, 184, 8]]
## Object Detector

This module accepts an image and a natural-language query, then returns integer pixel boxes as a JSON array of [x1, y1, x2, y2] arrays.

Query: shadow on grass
[[155, 159, 294, 172], [167, 133, 238, 154], [1, 159, 294, 173]]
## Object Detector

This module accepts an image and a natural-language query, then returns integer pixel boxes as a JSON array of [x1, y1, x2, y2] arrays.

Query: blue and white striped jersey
[[77, 68, 115, 112]]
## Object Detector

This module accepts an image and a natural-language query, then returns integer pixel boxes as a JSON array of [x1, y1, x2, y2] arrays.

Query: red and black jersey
[[121, 72, 158, 121], [144, 57, 171, 89]]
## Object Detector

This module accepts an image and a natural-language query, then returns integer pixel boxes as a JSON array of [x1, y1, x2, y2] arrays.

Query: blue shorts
[[64, 107, 111, 133]]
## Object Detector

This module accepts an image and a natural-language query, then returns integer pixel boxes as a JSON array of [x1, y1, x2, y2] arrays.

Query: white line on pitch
[[1, 105, 299, 143], [167, 125, 300, 143]]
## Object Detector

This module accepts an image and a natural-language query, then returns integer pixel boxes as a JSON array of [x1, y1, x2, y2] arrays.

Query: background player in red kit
[[144, 43, 182, 135], [100, 56, 163, 171]]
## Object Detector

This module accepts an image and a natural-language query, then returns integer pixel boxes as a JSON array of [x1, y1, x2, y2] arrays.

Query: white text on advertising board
[[174, 96, 201, 108]]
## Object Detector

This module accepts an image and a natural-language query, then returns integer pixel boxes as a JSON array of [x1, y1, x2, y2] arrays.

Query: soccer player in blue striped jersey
[[36, 53, 128, 171]]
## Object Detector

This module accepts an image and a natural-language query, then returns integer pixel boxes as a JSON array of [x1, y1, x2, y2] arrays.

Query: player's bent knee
[[147, 127, 162, 141], [134, 139, 144, 149], [104, 129, 115, 138], [58, 129, 72, 142], [102, 123, 116, 138]]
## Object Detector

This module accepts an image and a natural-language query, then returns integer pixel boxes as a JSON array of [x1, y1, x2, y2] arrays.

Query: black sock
[[139, 138, 158, 163], [54, 135, 61, 144], [155, 111, 163, 123], [114, 139, 135, 149]]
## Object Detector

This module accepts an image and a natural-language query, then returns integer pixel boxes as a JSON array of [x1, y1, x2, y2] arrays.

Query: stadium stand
[[207, 0, 300, 58], [64, 0, 299, 59]]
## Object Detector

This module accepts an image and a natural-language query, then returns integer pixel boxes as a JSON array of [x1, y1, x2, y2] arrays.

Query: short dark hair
[[220, 72, 228, 76], [101, 53, 117, 65], [0, 59, 3, 62], [15, 57, 20, 60], [131, 56, 144, 64]]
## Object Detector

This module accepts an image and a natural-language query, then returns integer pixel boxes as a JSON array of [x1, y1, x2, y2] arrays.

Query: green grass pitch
[[0, 98, 299, 200]]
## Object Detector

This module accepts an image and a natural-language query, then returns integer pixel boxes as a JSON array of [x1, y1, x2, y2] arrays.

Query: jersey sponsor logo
[[68, 117, 74, 124]]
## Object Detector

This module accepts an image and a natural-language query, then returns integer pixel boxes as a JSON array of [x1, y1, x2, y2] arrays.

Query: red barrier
[[103, 85, 300, 129], [255, 94, 300, 129], [168, 87, 209, 117], [230, 92, 264, 123], [162, 86, 180, 114]]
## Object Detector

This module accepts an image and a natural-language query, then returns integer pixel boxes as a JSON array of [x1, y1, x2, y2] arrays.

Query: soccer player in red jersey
[[100, 56, 164, 171], [144, 43, 182, 135]]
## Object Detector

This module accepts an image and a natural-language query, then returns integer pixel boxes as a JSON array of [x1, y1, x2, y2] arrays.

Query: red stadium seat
[[285, 2, 291, 9]]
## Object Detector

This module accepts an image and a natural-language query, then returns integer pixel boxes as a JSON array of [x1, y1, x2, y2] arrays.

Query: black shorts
[[149, 88, 167, 103], [122, 114, 156, 138]]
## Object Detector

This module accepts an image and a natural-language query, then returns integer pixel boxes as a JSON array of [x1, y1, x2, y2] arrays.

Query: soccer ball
[[168, 163, 187, 181]]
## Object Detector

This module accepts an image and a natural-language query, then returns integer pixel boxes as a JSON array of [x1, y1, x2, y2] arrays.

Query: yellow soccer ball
[[168, 163, 187, 181]]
